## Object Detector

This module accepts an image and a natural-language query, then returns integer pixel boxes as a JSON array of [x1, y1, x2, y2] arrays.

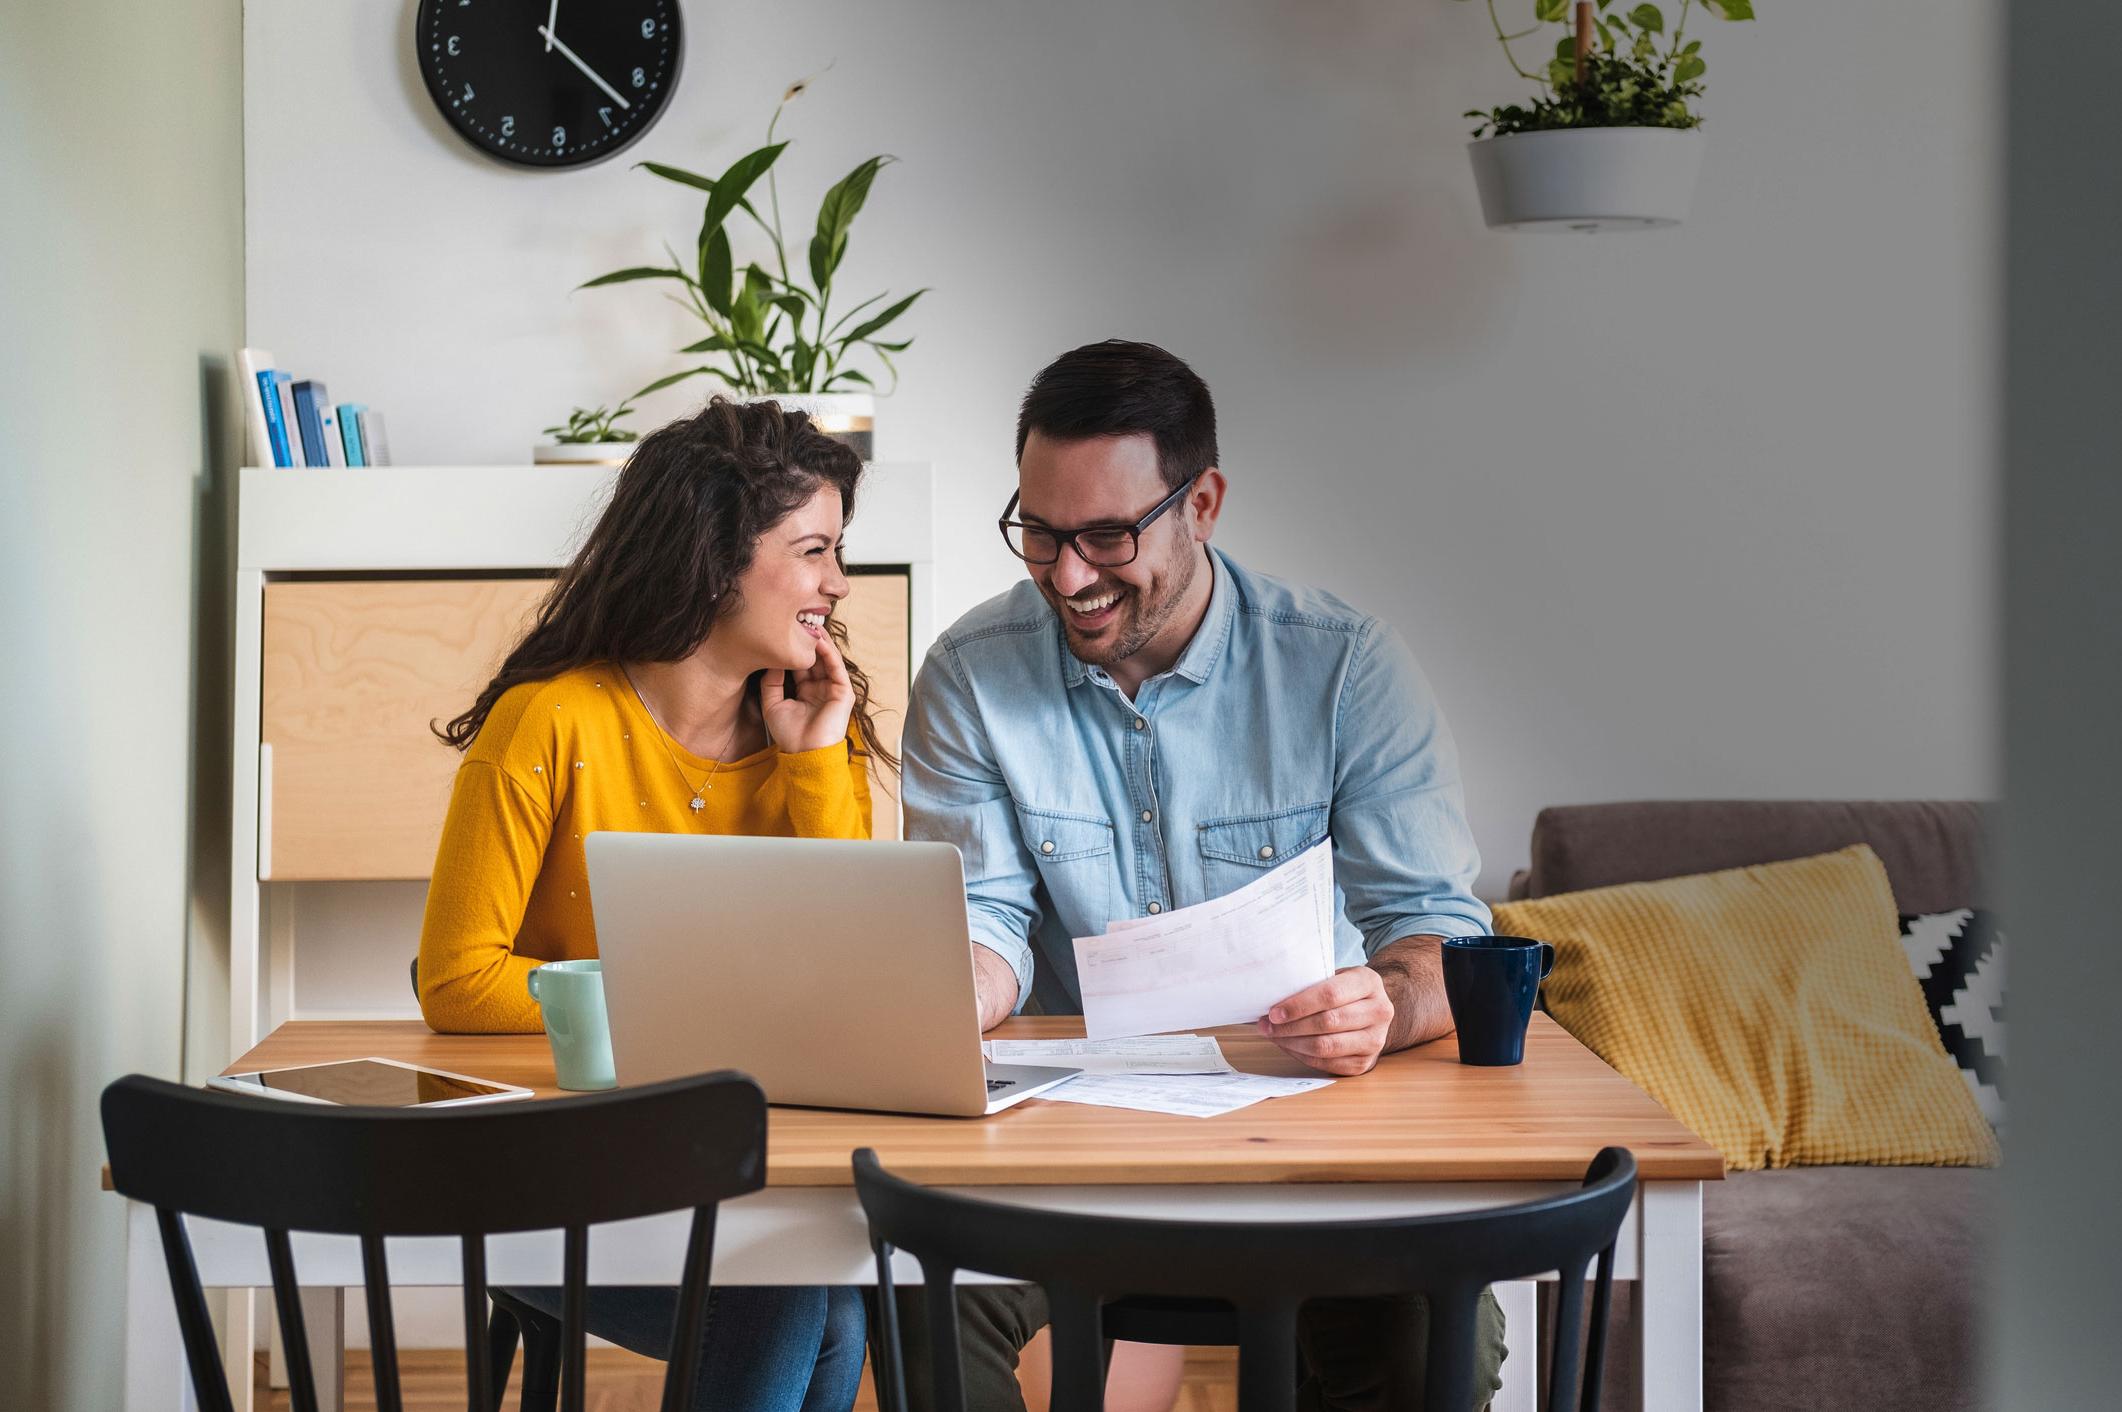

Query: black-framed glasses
[[998, 474, 1200, 567]]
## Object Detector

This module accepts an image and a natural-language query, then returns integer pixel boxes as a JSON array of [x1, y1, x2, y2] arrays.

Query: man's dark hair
[[1015, 339, 1218, 491]]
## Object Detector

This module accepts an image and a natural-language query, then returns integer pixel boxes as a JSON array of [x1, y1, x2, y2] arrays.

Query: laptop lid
[[585, 833, 996, 1116]]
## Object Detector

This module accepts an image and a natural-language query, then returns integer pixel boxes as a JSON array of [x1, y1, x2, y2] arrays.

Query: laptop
[[585, 833, 1080, 1117]]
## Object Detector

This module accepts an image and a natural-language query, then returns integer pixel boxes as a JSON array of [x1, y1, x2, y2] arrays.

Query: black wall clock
[[416, 1, 684, 169]]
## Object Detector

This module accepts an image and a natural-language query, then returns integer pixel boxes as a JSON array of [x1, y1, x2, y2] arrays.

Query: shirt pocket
[[1197, 802, 1330, 893], [1017, 804, 1114, 929]]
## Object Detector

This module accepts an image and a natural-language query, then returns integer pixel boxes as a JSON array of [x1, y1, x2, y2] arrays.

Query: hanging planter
[[1456, 0, 1754, 233], [743, 390, 876, 460], [1468, 126, 1704, 231]]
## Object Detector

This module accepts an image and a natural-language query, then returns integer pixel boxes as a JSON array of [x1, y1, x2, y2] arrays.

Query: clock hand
[[545, 0, 557, 51], [537, 24, 631, 110]]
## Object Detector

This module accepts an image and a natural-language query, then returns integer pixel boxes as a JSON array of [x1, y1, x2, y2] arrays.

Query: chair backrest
[[102, 1071, 767, 1412], [854, 1145, 1636, 1412]]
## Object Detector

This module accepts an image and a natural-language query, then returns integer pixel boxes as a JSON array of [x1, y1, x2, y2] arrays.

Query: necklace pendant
[[689, 796, 706, 813]]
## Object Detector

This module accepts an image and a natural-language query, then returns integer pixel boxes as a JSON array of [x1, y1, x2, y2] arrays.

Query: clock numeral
[[640, 18, 656, 37], [599, 106, 614, 128], [632, 67, 646, 89], [462, 82, 474, 102], [552, 126, 567, 147], [447, 35, 460, 56], [501, 115, 514, 137]]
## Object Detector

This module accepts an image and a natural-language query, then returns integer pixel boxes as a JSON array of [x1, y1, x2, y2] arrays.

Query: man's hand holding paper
[[1073, 840, 1359, 1052]]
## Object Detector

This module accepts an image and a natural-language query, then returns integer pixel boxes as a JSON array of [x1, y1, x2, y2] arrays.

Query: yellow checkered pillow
[[1491, 844, 1999, 1172]]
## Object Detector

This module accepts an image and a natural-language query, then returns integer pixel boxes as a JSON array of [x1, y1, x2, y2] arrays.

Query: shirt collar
[[1058, 545, 1234, 689]]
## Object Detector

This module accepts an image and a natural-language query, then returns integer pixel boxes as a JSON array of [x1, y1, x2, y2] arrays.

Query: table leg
[[223, 1291, 255, 1412], [1636, 1181, 1703, 1412], [1492, 1281, 1538, 1412], [299, 1288, 346, 1412], [124, 1203, 197, 1412]]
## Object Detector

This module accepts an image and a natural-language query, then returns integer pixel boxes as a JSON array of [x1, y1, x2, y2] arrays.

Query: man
[[898, 340, 1505, 1410]]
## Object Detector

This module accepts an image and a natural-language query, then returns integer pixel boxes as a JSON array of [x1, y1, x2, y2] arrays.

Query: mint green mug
[[527, 959, 617, 1091]]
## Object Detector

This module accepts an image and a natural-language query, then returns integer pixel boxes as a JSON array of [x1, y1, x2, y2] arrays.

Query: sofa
[[1510, 801, 1997, 1412]]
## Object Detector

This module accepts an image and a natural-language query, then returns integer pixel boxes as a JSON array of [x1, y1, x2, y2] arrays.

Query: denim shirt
[[900, 547, 1491, 1015]]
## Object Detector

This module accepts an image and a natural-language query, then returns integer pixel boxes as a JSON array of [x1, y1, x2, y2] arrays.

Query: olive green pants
[[868, 1284, 1506, 1412]]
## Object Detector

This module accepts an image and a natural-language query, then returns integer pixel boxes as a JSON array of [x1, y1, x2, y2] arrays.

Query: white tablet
[[207, 1057, 535, 1108]]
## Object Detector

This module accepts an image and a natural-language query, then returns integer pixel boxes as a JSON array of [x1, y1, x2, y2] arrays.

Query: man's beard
[[1058, 544, 1198, 667]]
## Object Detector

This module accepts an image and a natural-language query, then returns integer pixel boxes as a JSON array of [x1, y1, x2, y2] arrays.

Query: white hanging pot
[[531, 440, 637, 467], [743, 391, 876, 460], [1467, 127, 1705, 232]]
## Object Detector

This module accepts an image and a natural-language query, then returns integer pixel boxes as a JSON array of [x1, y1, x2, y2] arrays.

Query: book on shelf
[[337, 404, 367, 466], [315, 398, 346, 467], [356, 408, 392, 466], [291, 380, 331, 467], [270, 371, 303, 466], [237, 348, 276, 466]]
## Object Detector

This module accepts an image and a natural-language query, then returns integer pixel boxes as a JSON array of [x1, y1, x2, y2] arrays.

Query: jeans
[[509, 1284, 866, 1412], [871, 1284, 1506, 1412]]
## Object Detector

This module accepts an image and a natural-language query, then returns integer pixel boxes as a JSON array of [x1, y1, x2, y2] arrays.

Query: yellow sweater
[[417, 663, 871, 1033]]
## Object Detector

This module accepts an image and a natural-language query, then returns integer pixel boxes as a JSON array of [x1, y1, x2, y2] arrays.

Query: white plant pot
[[1467, 127, 1705, 232], [742, 391, 876, 460], [532, 441, 638, 467]]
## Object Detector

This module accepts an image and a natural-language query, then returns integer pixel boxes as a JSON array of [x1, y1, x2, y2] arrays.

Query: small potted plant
[[533, 401, 641, 466], [1459, 0, 1754, 231], [580, 77, 924, 459]]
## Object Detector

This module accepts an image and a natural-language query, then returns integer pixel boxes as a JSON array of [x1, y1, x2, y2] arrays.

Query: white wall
[[247, 0, 2000, 893], [0, 2, 244, 1407]]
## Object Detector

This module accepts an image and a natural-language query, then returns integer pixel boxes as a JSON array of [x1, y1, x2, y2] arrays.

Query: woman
[[419, 397, 888, 1412]]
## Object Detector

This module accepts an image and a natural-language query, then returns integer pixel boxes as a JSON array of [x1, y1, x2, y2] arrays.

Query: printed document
[[1074, 838, 1338, 1040], [1041, 1070, 1333, 1118], [981, 1034, 1233, 1074]]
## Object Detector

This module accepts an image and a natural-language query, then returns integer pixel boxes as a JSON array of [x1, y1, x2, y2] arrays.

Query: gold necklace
[[623, 667, 743, 814]]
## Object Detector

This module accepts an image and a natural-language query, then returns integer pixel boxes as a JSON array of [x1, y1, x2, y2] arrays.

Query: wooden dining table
[[116, 1013, 1721, 1412]]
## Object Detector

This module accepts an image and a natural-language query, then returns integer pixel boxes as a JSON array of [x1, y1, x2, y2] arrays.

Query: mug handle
[[527, 967, 543, 1002], [1538, 943, 1556, 980]]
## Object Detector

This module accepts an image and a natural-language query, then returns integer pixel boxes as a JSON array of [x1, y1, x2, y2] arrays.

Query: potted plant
[[533, 401, 641, 466], [580, 78, 924, 459], [1459, 0, 1754, 231]]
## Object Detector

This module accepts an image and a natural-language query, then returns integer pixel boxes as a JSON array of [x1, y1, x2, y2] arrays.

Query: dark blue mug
[[1441, 935, 1556, 1066]]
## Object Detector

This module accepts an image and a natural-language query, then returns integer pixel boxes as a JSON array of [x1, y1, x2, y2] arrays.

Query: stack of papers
[[983, 1035, 1334, 1117], [1073, 838, 1338, 1040]]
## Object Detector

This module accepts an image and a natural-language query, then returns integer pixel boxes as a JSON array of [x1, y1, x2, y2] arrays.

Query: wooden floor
[[257, 1347, 1240, 1411]]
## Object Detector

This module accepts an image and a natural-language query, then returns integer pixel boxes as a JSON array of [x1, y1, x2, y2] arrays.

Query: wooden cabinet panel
[[839, 571, 910, 839], [261, 571, 912, 879], [262, 579, 552, 880]]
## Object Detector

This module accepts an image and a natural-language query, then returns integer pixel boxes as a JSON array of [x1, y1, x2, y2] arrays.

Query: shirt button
[[1147, 901, 1163, 914], [1040, 840, 1056, 854], [1132, 717, 1147, 731], [1259, 844, 1276, 860], [1140, 810, 1154, 823]]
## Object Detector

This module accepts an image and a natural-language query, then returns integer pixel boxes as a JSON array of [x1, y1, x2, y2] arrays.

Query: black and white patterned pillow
[[1896, 909, 2005, 1129]]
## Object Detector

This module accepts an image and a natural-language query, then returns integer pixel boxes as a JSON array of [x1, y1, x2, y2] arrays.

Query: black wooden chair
[[854, 1145, 1636, 1412], [101, 1070, 766, 1412]]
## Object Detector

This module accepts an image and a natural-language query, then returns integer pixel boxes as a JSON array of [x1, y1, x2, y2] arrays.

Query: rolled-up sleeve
[[1331, 621, 1491, 953], [900, 637, 1040, 1008]]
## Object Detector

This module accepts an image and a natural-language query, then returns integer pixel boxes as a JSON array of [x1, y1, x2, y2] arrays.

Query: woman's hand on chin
[[761, 630, 856, 753]]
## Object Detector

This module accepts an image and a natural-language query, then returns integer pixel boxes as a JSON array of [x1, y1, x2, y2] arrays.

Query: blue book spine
[[271, 373, 305, 465], [256, 371, 292, 467], [337, 404, 367, 466], [292, 381, 328, 466]]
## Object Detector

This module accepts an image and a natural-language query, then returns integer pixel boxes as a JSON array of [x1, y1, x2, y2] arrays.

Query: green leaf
[[823, 368, 874, 390], [578, 266, 688, 290], [1704, 0, 1753, 18], [1547, 56, 1577, 87], [639, 161, 717, 194], [869, 338, 912, 353], [1535, 0, 1569, 22], [680, 333, 733, 354], [1674, 54, 1705, 82], [698, 142, 788, 252], [701, 229, 732, 316], [1628, 4, 1662, 33], [837, 289, 926, 347], [809, 155, 892, 288], [771, 294, 809, 326], [1556, 35, 1577, 61], [634, 366, 719, 398], [1682, 38, 1702, 54]]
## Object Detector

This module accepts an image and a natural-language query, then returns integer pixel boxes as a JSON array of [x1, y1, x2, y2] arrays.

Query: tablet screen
[[243, 1060, 513, 1107]]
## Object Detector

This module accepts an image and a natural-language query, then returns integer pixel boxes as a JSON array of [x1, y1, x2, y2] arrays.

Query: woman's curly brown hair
[[436, 397, 898, 775]]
